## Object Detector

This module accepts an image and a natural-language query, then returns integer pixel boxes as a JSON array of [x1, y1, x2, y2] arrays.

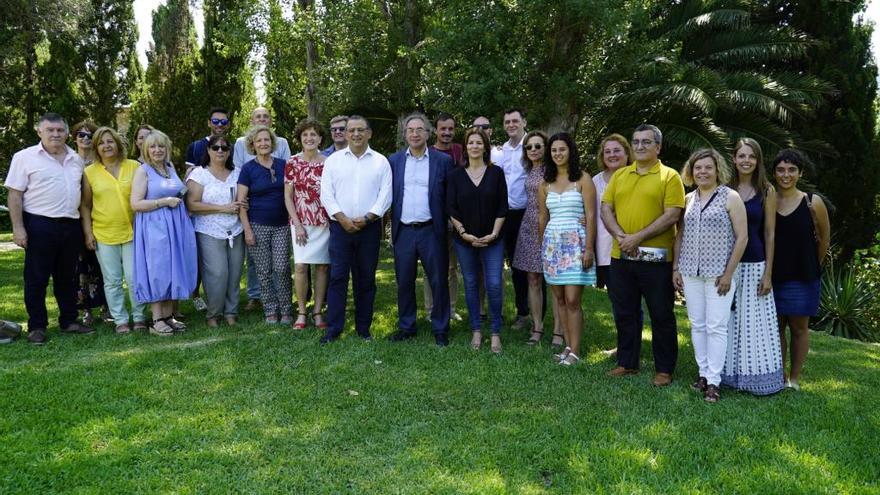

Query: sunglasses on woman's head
[[210, 145, 230, 152]]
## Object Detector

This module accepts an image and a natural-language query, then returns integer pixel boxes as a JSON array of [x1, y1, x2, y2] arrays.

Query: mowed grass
[[0, 244, 878, 494]]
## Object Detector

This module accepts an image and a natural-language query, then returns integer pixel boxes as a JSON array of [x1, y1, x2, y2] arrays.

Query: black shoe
[[319, 332, 339, 345], [0, 320, 22, 340], [27, 328, 47, 345], [434, 333, 449, 347], [360, 334, 373, 342], [60, 322, 95, 335], [389, 330, 417, 342]]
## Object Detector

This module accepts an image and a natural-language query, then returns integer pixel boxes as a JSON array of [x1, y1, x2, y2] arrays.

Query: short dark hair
[[71, 120, 98, 136], [435, 112, 455, 126], [209, 106, 229, 118], [503, 108, 526, 120], [200, 134, 234, 170], [38, 112, 67, 129], [633, 124, 662, 145], [294, 118, 326, 144], [772, 148, 812, 174], [544, 133, 583, 183], [347, 115, 370, 129]]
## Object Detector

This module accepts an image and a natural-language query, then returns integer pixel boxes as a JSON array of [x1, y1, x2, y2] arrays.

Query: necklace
[[466, 166, 486, 182], [151, 163, 170, 178]]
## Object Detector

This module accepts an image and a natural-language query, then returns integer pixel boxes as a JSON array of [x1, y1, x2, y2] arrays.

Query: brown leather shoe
[[607, 366, 639, 377], [652, 372, 673, 387]]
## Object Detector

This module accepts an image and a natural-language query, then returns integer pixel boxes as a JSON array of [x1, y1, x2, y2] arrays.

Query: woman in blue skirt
[[771, 149, 830, 391]]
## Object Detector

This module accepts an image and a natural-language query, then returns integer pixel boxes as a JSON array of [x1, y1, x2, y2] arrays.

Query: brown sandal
[[704, 384, 720, 403], [526, 331, 543, 346]]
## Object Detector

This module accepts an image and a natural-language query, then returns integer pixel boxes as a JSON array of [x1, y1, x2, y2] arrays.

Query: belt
[[402, 220, 433, 229]]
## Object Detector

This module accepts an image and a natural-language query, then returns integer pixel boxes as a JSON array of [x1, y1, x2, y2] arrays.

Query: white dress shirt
[[232, 135, 292, 169], [493, 135, 527, 209], [400, 148, 432, 224], [4, 143, 84, 218], [320, 146, 392, 220]]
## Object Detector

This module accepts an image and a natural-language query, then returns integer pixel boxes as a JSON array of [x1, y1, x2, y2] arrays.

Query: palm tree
[[584, 0, 835, 163]]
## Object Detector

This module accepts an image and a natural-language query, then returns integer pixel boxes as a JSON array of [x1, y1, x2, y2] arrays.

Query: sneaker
[[193, 297, 207, 312], [27, 328, 47, 345], [450, 312, 463, 322], [559, 352, 580, 366]]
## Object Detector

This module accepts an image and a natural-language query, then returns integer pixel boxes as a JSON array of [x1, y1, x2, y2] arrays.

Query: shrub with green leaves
[[816, 258, 878, 342]]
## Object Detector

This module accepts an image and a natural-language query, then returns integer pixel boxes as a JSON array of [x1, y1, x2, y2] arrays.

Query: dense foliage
[[0, 0, 878, 254]]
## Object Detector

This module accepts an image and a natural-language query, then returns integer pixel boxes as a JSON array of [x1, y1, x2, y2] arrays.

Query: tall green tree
[[129, 0, 203, 162], [80, 0, 141, 126], [774, 0, 880, 256], [201, 0, 255, 122]]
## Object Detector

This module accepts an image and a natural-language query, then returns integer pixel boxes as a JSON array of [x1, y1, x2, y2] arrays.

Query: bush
[[816, 257, 878, 342]]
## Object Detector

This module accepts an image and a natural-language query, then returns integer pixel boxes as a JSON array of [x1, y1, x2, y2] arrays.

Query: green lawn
[[0, 245, 878, 494]]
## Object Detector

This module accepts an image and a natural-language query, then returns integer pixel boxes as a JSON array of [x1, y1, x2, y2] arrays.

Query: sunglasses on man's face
[[210, 145, 230, 152], [77, 131, 92, 139], [474, 124, 491, 130], [210, 118, 230, 126], [330, 126, 346, 133]]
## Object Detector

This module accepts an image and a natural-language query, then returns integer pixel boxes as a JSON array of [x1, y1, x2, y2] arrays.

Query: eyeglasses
[[210, 118, 230, 126], [76, 131, 92, 139], [210, 145, 230, 152], [347, 127, 368, 134], [632, 139, 656, 148], [330, 126, 346, 133], [473, 124, 491, 130], [524, 144, 543, 151], [268, 167, 277, 183], [405, 128, 426, 135]]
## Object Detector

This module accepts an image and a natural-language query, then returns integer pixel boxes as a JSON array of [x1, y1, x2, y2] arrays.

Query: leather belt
[[402, 220, 433, 229]]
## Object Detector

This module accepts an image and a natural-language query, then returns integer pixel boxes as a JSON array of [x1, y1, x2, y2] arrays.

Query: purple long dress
[[134, 163, 197, 303]]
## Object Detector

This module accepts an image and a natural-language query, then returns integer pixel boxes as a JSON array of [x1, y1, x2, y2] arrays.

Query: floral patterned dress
[[284, 155, 330, 264], [542, 187, 596, 286], [513, 165, 544, 273]]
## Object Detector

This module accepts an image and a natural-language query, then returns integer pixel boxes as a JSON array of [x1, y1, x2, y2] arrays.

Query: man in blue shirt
[[185, 107, 232, 170]]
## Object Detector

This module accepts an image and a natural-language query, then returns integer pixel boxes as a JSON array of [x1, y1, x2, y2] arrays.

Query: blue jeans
[[95, 241, 147, 325], [454, 238, 504, 334]]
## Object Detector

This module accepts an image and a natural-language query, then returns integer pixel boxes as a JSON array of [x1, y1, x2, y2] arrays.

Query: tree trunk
[[298, 0, 320, 119]]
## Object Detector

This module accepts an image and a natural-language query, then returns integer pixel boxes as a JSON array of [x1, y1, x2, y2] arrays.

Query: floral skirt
[[542, 224, 595, 286]]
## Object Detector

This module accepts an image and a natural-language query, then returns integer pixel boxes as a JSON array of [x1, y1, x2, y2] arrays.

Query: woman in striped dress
[[538, 133, 597, 366]]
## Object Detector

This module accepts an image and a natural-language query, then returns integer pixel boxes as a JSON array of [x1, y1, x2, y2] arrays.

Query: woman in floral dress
[[284, 119, 330, 330], [539, 133, 597, 366]]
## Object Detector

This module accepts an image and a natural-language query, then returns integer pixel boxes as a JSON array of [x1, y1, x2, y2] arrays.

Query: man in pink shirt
[[4, 113, 94, 344]]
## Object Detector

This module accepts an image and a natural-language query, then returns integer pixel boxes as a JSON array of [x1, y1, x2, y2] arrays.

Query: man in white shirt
[[319, 115, 392, 343], [493, 108, 531, 329], [232, 106, 292, 310], [4, 113, 94, 344]]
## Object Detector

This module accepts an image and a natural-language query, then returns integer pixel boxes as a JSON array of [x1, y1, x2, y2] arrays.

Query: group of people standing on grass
[[3, 107, 830, 402]]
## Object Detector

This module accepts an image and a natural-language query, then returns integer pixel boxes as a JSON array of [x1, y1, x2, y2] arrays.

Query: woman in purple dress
[[512, 130, 563, 347], [130, 130, 198, 336]]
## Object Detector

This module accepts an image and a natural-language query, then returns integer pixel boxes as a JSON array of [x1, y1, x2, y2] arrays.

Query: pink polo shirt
[[4, 143, 84, 219]]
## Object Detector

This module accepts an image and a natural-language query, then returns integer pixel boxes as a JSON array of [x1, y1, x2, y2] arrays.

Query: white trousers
[[683, 275, 736, 386]]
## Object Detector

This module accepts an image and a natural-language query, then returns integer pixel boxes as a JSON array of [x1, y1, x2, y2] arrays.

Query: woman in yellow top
[[80, 127, 147, 333]]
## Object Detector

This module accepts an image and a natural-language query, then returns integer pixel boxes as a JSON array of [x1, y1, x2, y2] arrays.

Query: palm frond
[[684, 28, 816, 66]]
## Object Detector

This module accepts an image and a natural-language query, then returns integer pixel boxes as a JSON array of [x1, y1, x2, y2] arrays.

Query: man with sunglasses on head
[[233, 106, 291, 168], [186, 107, 233, 171], [321, 115, 349, 157]]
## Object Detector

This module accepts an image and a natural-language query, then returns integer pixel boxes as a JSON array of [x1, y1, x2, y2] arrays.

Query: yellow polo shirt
[[601, 160, 685, 258], [84, 159, 139, 245]]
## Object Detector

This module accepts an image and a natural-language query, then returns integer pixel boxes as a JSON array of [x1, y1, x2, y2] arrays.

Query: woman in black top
[[447, 127, 508, 353], [772, 149, 830, 391]]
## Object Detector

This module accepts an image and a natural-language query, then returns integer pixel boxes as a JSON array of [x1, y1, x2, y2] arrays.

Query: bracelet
[[155, 199, 160, 209]]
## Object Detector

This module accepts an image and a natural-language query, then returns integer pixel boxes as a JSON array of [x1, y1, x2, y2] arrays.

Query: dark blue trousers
[[393, 224, 449, 335], [326, 220, 381, 338], [608, 259, 678, 373], [23, 213, 83, 330]]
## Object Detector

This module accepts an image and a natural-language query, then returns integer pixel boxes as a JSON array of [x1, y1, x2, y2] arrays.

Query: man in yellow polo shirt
[[600, 124, 685, 386]]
